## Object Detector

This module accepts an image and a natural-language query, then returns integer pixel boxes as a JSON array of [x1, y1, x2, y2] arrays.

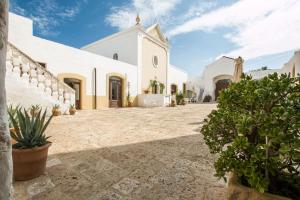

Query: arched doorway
[[109, 76, 123, 107], [64, 78, 81, 109], [171, 84, 177, 95], [215, 79, 231, 100]]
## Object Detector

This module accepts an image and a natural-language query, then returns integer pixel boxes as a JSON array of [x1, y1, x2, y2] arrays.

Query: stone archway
[[213, 75, 233, 101], [58, 73, 87, 109], [106, 73, 126, 108], [215, 79, 231, 100]]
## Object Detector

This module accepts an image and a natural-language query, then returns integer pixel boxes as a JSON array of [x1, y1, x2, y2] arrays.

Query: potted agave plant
[[69, 104, 76, 115], [52, 104, 61, 116], [30, 104, 40, 117], [9, 108, 53, 181]]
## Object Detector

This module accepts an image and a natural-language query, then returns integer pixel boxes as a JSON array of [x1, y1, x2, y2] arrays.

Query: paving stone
[[46, 158, 62, 168], [13, 104, 226, 200], [27, 178, 55, 197], [112, 178, 141, 195]]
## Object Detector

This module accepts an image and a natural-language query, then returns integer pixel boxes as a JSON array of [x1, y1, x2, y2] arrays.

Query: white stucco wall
[[81, 28, 139, 66], [8, 13, 138, 98], [168, 65, 188, 94], [202, 57, 236, 100]]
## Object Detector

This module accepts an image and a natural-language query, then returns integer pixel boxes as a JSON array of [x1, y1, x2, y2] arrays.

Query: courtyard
[[13, 104, 226, 200]]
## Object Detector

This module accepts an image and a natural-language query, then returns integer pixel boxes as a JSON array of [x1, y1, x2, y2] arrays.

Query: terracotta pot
[[69, 108, 76, 115], [12, 143, 51, 181], [227, 173, 291, 200], [52, 109, 61, 116], [128, 102, 132, 107]]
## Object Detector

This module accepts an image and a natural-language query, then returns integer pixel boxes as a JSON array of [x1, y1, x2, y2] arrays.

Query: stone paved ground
[[13, 104, 226, 200]]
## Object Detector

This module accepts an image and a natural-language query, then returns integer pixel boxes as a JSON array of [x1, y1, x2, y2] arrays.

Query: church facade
[[7, 13, 187, 110]]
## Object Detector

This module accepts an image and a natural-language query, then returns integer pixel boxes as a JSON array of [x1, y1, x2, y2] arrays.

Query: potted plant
[[159, 82, 165, 94], [201, 73, 300, 200], [30, 104, 41, 117], [150, 80, 158, 94], [127, 91, 132, 107], [143, 89, 149, 94], [176, 92, 185, 105], [52, 104, 61, 116], [203, 95, 212, 102], [69, 104, 77, 115], [9, 109, 53, 181]]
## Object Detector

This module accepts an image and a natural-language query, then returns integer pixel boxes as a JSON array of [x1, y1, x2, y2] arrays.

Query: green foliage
[[203, 95, 212, 102], [53, 104, 60, 109], [9, 108, 53, 149], [176, 92, 185, 105], [69, 104, 75, 109], [7, 104, 21, 128], [201, 73, 300, 198], [159, 82, 165, 94]]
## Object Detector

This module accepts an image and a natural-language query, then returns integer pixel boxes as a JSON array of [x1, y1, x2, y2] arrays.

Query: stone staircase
[[5, 43, 75, 114]]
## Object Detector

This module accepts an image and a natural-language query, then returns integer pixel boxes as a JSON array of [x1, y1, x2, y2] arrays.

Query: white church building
[[6, 13, 187, 111]]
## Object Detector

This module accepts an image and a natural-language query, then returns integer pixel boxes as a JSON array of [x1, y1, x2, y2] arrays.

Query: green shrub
[[203, 95, 212, 102], [9, 108, 53, 149], [201, 73, 300, 198], [176, 92, 185, 105]]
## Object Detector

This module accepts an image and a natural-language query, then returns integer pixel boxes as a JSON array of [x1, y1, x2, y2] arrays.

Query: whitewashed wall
[[202, 57, 236, 100], [168, 65, 188, 94], [81, 28, 139, 66], [8, 13, 138, 98]]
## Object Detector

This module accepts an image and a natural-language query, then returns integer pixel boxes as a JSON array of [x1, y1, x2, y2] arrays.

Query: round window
[[153, 56, 158, 68]]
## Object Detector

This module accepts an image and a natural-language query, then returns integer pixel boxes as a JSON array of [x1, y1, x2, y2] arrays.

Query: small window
[[153, 56, 158, 68], [113, 53, 118, 60]]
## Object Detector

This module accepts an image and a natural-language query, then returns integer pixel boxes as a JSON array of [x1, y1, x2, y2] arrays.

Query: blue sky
[[10, 0, 300, 76]]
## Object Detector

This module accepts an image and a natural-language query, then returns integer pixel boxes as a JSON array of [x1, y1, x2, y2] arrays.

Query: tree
[[0, 0, 13, 199], [201, 73, 300, 199]]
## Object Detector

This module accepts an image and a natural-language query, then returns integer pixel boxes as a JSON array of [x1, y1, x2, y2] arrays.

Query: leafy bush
[[201, 73, 300, 198], [9, 108, 53, 149], [176, 92, 185, 105], [203, 95, 212, 102]]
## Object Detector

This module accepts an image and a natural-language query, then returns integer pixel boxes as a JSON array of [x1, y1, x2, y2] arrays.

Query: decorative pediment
[[146, 24, 168, 44]]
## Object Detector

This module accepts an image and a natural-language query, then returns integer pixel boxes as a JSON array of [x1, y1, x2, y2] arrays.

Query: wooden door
[[109, 77, 122, 108]]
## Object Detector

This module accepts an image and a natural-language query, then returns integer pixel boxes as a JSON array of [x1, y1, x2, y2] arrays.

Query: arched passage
[[58, 73, 86, 109], [213, 75, 233, 101]]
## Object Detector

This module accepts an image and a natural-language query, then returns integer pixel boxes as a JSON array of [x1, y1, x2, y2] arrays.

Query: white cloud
[[10, 0, 85, 36], [167, 0, 300, 60], [105, 0, 182, 30]]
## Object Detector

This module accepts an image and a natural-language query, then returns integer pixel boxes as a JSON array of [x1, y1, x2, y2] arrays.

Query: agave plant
[[7, 104, 21, 128], [30, 104, 41, 117], [8, 109, 53, 149]]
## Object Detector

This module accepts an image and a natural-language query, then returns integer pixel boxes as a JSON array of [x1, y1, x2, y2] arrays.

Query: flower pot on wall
[[227, 173, 291, 200], [12, 143, 51, 181]]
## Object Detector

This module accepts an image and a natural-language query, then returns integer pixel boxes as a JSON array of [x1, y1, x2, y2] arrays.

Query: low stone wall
[[138, 94, 171, 107], [227, 173, 291, 200]]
